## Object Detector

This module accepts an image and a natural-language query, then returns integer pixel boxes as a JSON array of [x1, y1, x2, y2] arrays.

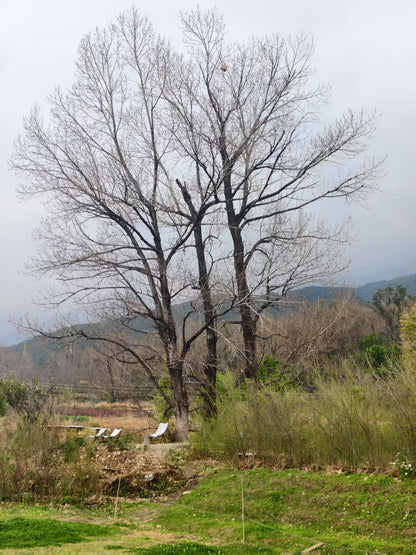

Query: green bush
[[358, 333, 400, 373], [0, 390, 6, 417], [258, 355, 299, 391], [307, 377, 391, 471], [0, 379, 56, 423]]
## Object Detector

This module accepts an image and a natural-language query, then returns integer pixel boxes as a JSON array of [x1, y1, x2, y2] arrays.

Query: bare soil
[[94, 441, 194, 500]]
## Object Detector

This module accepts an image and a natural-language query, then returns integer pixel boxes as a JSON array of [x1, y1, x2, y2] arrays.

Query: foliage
[[0, 390, 6, 417], [194, 368, 416, 472], [358, 333, 400, 372], [369, 285, 415, 341], [391, 449, 415, 480], [400, 301, 416, 366], [131, 544, 235, 554], [0, 378, 56, 423], [0, 421, 101, 504], [258, 355, 299, 391]]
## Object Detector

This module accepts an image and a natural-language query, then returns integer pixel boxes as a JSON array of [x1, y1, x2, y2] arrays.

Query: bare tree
[[12, 7, 380, 437], [12, 11, 222, 440], [167, 8, 380, 378]]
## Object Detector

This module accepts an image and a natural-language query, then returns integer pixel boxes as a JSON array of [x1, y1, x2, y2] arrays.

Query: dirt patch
[[95, 442, 193, 500]]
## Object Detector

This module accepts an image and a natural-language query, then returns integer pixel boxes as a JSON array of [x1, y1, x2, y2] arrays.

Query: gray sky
[[1, 0, 415, 343]]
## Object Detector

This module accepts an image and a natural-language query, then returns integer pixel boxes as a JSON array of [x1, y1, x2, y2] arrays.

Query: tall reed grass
[[194, 368, 416, 473]]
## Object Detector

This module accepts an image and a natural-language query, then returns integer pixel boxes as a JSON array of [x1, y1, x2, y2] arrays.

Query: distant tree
[[400, 301, 416, 366], [260, 298, 382, 374], [369, 285, 415, 341], [0, 379, 56, 423]]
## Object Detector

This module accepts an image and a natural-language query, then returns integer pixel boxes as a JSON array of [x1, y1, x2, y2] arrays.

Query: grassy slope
[[155, 467, 416, 553], [0, 467, 415, 553]]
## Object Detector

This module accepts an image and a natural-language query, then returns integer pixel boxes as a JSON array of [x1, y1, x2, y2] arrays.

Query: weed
[[194, 370, 411, 472], [391, 449, 415, 479], [0, 420, 101, 505], [130, 542, 257, 553]]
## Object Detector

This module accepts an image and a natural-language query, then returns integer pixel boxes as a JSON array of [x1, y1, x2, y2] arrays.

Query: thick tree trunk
[[194, 221, 218, 417], [169, 358, 189, 441], [176, 179, 218, 417], [202, 329, 217, 416], [222, 188, 257, 378], [220, 136, 258, 381], [230, 227, 258, 380]]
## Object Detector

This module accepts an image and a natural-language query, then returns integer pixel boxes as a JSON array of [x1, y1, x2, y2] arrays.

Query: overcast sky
[[1, 0, 415, 344]]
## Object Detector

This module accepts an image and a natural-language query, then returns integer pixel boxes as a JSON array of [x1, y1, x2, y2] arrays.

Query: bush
[[258, 355, 299, 391], [0, 379, 56, 423], [0, 420, 101, 504], [358, 333, 400, 374], [194, 370, 404, 472], [307, 377, 392, 471]]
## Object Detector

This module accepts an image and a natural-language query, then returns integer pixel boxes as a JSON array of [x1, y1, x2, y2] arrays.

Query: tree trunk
[[220, 137, 258, 381], [169, 359, 189, 441], [194, 221, 218, 417], [176, 179, 218, 417], [231, 229, 258, 380]]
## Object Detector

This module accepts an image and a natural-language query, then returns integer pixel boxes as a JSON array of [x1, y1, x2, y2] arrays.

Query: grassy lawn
[[0, 467, 415, 553], [154, 467, 416, 553], [0, 516, 116, 549]]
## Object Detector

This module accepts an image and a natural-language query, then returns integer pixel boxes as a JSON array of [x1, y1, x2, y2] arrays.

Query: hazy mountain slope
[[2, 272, 415, 380]]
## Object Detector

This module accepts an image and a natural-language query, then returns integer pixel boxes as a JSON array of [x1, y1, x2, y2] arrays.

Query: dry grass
[[54, 401, 157, 434]]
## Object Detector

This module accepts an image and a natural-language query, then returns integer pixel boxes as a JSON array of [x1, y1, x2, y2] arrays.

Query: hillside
[[1, 272, 415, 385], [291, 273, 416, 303]]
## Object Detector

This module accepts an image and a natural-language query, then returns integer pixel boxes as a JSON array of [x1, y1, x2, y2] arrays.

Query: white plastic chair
[[149, 422, 168, 439], [105, 428, 122, 439], [91, 427, 107, 439]]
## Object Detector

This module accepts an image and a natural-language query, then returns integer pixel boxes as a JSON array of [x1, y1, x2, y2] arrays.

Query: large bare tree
[[166, 8, 380, 378], [12, 12, 223, 439], [12, 7, 379, 436]]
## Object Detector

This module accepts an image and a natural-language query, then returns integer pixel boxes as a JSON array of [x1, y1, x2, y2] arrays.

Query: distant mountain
[[293, 273, 416, 304], [355, 274, 416, 302], [2, 272, 415, 380]]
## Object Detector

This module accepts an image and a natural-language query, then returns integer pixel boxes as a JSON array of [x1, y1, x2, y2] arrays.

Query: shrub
[[258, 355, 299, 391], [194, 370, 403, 472], [0, 379, 56, 423], [358, 333, 400, 372], [0, 420, 101, 504]]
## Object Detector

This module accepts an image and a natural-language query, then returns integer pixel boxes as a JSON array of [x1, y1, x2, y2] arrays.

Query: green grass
[[130, 543, 246, 553], [0, 468, 415, 553], [0, 516, 116, 549], [155, 467, 416, 553]]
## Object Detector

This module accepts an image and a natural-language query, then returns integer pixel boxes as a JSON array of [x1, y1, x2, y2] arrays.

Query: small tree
[[0, 379, 56, 424], [370, 285, 415, 342]]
